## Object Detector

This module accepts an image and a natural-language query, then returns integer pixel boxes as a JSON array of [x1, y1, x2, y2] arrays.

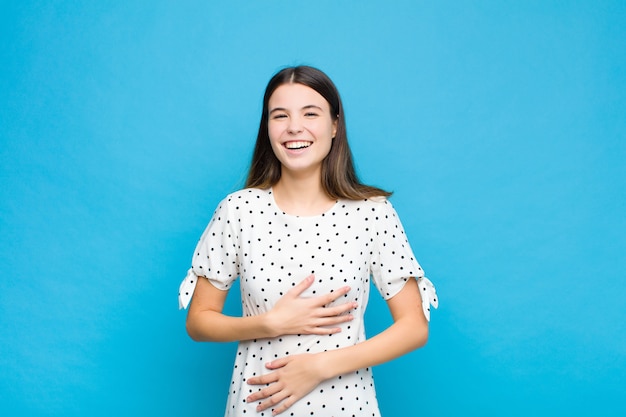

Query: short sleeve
[[370, 199, 425, 299], [178, 197, 240, 309]]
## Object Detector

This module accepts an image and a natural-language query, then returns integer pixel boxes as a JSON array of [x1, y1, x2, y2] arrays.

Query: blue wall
[[1, 1, 624, 416]]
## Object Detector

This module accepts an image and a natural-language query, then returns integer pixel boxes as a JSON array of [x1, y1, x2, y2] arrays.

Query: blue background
[[1, 1, 625, 416]]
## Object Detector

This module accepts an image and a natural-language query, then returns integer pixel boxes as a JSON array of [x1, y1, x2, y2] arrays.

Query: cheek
[[319, 134, 333, 158], [267, 125, 282, 146], [323, 140, 333, 157], [267, 123, 278, 141], [268, 137, 282, 157], [267, 129, 287, 160]]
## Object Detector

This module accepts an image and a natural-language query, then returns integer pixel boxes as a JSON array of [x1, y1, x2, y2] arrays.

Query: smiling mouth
[[284, 141, 313, 150]]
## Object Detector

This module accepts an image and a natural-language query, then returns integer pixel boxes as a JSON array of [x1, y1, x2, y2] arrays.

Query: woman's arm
[[246, 277, 428, 415], [186, 274, 357, 342], [319, 276, 428, 372]]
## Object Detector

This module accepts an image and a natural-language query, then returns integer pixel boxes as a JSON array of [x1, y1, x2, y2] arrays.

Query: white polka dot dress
[[179, 188, 436, 417]]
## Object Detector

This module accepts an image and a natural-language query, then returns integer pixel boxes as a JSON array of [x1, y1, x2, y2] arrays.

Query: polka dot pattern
[[180, 188, 428, 416]]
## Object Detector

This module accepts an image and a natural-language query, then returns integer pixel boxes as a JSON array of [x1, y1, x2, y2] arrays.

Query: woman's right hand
[[265, 274, 357, 337]]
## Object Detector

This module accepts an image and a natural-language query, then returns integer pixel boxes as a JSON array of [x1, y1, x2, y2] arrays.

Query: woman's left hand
[[246, 353, 327, 415]]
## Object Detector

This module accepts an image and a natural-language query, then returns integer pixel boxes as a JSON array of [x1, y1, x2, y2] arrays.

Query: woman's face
[[267, 83, 337, 178]]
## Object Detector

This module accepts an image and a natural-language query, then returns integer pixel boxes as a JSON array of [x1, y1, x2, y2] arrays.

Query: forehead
[[268, 83, 330, 110]]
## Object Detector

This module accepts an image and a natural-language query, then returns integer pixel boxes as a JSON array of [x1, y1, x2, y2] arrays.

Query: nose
[[287, 116, 303, 134]]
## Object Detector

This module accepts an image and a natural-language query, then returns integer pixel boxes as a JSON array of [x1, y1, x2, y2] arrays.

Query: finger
[[285, 274, 315, 298], [246, 381, 283, 403], [307, 326, 342, 335], [265, 356, 291, 370], [305, 316, 354, 335], [313, 313, 355, 328], [271, 395, 298, 415], [255, 388, 290, 412], [318, 301, 358, 317], [307, 307, 356, 335], [314, 285, 351, 307], [247, 371, 278, 386]]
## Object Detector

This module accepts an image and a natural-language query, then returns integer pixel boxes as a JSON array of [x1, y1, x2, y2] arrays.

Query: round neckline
[[268, 187, 339, 218]]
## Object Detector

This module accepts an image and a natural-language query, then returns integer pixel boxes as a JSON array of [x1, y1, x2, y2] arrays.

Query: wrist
[[260, 310, 280, 338], [313, 351, 338, 380]]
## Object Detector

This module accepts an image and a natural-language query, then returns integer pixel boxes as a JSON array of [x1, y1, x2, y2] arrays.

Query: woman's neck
[[272, 173, 335, 216]]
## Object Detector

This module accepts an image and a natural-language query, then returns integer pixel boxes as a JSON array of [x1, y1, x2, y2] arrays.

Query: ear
[[332, 118, 338, 139]]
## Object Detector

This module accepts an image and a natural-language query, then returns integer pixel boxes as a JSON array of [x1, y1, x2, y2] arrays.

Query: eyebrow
[[269, 104, 324, 114]]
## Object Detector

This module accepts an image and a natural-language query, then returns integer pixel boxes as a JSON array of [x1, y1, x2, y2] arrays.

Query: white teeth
[[285, 141, 312, 149]]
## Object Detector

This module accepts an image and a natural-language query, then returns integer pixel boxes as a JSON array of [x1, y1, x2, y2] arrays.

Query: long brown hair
[[245, 66, 391, 200]]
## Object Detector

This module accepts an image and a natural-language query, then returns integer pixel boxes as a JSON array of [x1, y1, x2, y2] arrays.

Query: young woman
[[179, 66, 438, 416]]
